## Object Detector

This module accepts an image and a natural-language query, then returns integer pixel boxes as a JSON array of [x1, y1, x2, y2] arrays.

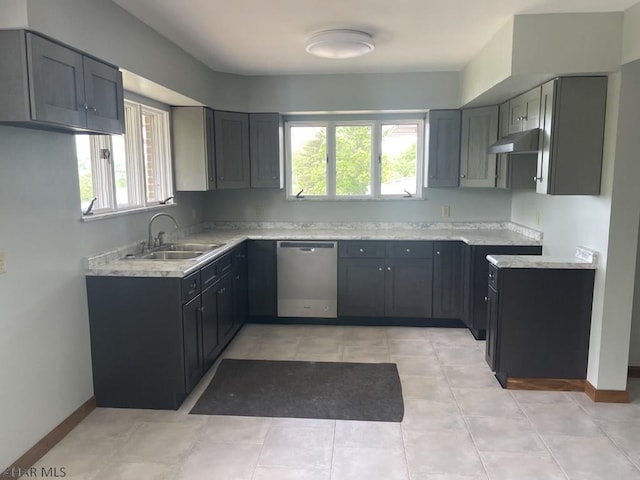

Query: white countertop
[[487, 254, 596, 269], [85, 222, 542, 278]]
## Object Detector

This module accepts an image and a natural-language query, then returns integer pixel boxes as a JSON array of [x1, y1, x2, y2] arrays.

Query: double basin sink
[[125, 242, 226, 261]]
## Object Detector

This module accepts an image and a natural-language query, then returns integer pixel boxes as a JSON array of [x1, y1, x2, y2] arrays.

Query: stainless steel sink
[[141, 251, 204, 260], [122, 241, 227, 261], [156, 242, 225, 252]]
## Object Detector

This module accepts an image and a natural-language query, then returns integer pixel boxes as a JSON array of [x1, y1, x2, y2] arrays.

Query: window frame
[[76, 96, 174, 218], [285, 114, 425, 200]]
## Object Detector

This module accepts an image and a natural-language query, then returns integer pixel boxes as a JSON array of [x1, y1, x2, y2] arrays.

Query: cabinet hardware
[[488, 272, 495, 279], [436, 251, 441, 255], [484, 296, 489, 301], [406, 248, 411, 253], [359, 248, 365, 253], [534, 176, 543, 182], [387, 267, 392, 271], [460, 174, 466, 178], [378, 267, 383, 271]]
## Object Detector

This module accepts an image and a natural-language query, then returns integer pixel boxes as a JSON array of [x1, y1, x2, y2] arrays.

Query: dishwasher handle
[[278, 241, 336, 249]]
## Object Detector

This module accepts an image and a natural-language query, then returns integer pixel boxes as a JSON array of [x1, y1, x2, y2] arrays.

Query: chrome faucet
[[148, 213, 179, 248]]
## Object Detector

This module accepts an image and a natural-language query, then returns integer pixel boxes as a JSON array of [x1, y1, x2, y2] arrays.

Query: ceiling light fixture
[[305, 29, 375, 59]]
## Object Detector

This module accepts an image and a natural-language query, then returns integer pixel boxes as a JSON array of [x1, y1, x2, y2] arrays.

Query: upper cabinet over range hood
[[487, 128, 540, 154]]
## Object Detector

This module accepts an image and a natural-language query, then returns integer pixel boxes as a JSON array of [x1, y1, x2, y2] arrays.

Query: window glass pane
[[112, 135, 130, 207], [336, 125, 372, 196], [75, 136, 94, 211], [381, 124, 418, 196], [290, 126, 327, 196]]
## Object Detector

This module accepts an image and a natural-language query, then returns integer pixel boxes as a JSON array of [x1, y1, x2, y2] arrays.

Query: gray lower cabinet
[[250, 113, 283, 188], [461, 244, 542, 339], [536, 76, 607, 195], [486, 264, 595, 387], [426, 110, 461, 187], [215, 111, 251, 189], [0, 30, 124, 134], [173, 107, 216, 191], [338, 241, 433, 318], [432, 241, 463, 319], [86, 246, 246, 410], [247, 240, 278, 317], [460, 106, 499, 188]]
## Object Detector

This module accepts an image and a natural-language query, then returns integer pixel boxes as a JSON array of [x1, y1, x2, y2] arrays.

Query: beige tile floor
[[35, 324, 640, 479]]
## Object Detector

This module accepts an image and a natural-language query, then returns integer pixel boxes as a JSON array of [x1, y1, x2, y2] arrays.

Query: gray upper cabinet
[[496, 101, 537, 190], [215, 111, 251, 189], [425, 110, 460, 187], [460, 105, 499, 188], [0, 30, 124, 134], [508, 87, 541, 133], [536, 77, 607, 195], [173, 107, 216, 192], [249, 113, 283, 188]]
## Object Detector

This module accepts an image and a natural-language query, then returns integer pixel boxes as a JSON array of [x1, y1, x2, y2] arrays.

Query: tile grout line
[[510, 391, 572, 480], [388, 327, 415, 480]]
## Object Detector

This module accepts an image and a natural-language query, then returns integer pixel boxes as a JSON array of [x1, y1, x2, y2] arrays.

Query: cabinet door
[[426, 110, 460, 187], [232, 246, 248, 330], [247, 241, 277, 317], [182, 296, 203, 393], [215, 111, 250, 189], [201, 285, 219, 371], [26, 33, 86, 128], [508, 87, 541, 134], [485, 286, 499, 371], [460, 106, 498, 188], [83, 56, 124, 134], [536, 80, 555, 194], [385, 259, 433, 318], [433, 242, 463, 319], [250, 113, 282, 188], [338, 259, 385, 317], [217, 275, 235, 345]]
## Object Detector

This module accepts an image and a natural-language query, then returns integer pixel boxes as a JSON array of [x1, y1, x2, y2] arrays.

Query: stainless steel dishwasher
[[277, 241, 337, 318]]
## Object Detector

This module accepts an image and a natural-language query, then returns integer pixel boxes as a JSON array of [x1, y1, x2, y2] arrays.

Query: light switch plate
[[441, 206, 450, 218], [0, 250, 6, 274]]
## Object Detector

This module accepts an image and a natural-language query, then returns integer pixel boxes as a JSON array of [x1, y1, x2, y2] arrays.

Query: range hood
[[488, 128, 540, 154]]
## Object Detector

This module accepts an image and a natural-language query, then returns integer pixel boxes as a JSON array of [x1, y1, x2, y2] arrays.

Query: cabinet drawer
[[488, 264, 499, 290], [386, 241, 433, 259], [339, 241, 386, 258], [182, 271, 201, 303], [217, 253, 233, 275], [201, 262, 218, 289]]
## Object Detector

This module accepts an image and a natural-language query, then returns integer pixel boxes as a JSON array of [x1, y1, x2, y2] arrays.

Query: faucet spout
[[148, 213, 179, 248]]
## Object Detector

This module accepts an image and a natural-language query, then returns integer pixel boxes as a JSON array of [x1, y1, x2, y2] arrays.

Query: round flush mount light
[[305, 29, 375, 59]]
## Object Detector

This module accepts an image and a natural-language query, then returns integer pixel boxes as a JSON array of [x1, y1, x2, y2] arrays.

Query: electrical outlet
[[441, 205, 450, 218], [191, 208, 197, 221], [0, 250, 6, 275], [255, 206, 264, 220], [534, 211, 541, 225]]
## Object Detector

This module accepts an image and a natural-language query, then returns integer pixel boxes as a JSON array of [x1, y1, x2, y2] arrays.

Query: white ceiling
[[113, 0, 638, 76]]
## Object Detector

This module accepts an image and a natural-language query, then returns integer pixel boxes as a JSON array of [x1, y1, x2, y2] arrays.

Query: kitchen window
[[75, 98, 173, 217], [285, 116, 424, 199]]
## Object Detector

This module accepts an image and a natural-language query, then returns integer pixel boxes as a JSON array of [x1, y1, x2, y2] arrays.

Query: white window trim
[[77, 96, 174, 220], [285, 115, 425, 201]]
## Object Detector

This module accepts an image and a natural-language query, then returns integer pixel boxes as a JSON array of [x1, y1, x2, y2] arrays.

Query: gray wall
[[204, 188, 512, 223], [0, 126, 204, 469]]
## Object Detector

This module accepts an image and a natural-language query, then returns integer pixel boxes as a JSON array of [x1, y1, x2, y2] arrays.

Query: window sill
[[80, 203, 178, 222], [285, 196, 424, 201]]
